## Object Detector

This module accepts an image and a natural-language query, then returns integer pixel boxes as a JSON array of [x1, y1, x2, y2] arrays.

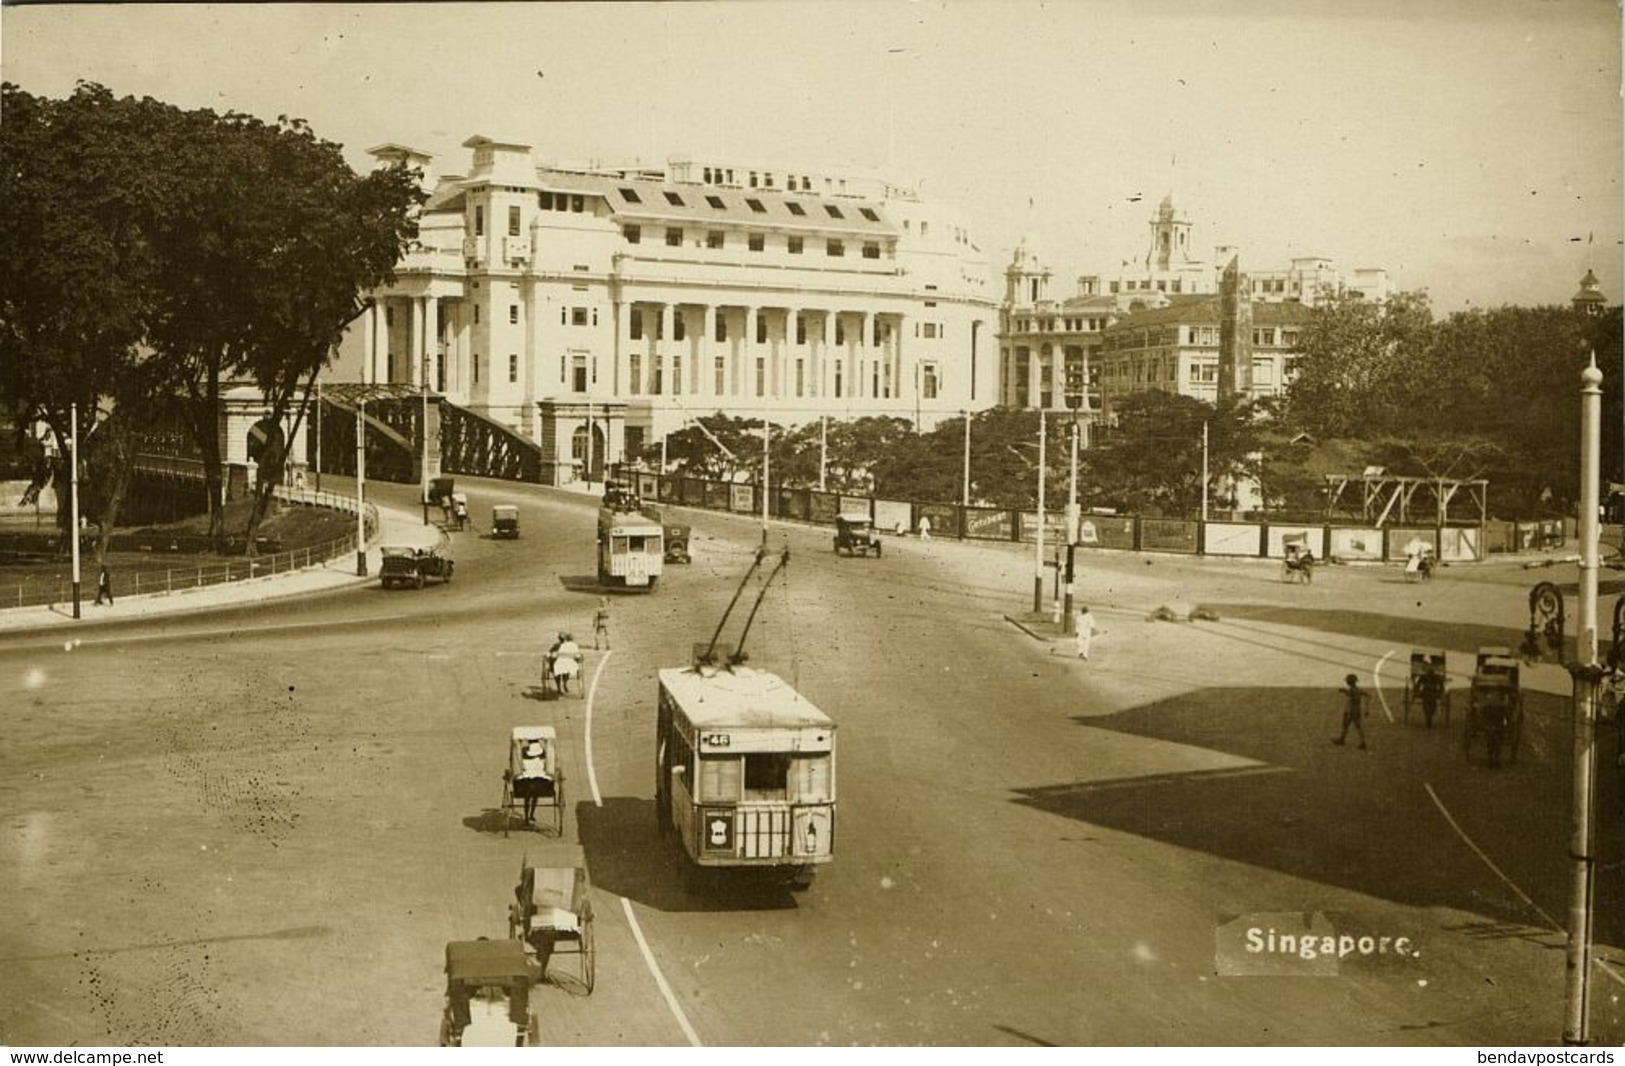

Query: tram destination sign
[[697, 728, 833, 754]]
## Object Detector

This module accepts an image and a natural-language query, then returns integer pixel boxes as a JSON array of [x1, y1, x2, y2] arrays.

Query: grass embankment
[[0, 498, 355, 607]]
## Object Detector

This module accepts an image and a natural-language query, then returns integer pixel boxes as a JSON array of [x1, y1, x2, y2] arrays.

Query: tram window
[[699, 756, 742, 802], [744, 752, 791, 800], [790, 754, 831, 802], [629, 535, 647, 551]]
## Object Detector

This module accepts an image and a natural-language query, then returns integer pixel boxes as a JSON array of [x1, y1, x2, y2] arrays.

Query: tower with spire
[[1571, 268, 1608, 315]]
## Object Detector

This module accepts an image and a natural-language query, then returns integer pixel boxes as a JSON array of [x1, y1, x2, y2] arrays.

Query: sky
[[3, 0, 1621, 313]]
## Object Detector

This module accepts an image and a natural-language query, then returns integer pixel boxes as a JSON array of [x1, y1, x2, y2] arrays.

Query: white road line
[[582, 651, 703, 1045], [585, 652, 609, 807], [1373, 650, 1396, 723], [1424, 782, 1560, 929], [621, 897, 703, 1046]]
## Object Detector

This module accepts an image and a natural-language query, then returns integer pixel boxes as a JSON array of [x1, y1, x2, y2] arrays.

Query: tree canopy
[[0, 81, 424, 550]]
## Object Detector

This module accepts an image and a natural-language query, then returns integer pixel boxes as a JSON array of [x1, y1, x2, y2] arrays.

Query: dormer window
[[619, 188, 642, 204], [664, 191, 685, 206], [825, 205, 844, 219]]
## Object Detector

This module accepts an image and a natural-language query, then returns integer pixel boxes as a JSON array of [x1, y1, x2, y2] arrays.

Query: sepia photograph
[[1, 0, 1622, 1050]]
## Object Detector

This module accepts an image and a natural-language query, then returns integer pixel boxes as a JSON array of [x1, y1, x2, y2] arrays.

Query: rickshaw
[[834, 512, 883, 557], [508, 846, 596, 995], [450, 492, 470, 531], [428, 475, 456, 508], [1401, 648, 1450, 727], [544, 634, 583, 699], [502, 726, 564, 836], [492, 505, 520, 539], [1280, 533, 1314, 583], [664, 523, 692, 564], [1464, 647, 1523, 766], [1403, 540, 1437, 582], [438, 939, 541, 1047]]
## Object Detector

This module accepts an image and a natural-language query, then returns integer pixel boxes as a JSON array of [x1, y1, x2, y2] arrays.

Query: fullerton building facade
[[331, 136, 998, 471]]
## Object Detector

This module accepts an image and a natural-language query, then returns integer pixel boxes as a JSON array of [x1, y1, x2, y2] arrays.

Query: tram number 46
[[702, 733, 731, 748]]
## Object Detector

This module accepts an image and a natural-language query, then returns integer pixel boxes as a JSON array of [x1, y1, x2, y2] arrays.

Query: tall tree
[[1281, 289, 1434, 438], [0, 82, 171, 556]]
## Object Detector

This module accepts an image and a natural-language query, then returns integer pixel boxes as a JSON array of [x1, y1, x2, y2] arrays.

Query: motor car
[[380, 544, 455, 589], [833, 513, 882, 557]]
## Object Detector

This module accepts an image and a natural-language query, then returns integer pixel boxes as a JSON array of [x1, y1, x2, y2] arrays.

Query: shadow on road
[[1207, 603, 1528, 655], [1012, 684, 1623, 950], [577, 797, 799, 913]]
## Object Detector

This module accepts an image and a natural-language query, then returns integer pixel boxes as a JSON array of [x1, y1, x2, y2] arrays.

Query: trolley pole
[[355, 397, 368, 577], [761, 417, 770, 546], [1562, 354, 1603, 1045], [70, 402, 81, 620], [1033, 409, 1046, 614], [1201, 421, 1210, 522], [420, 382, 430, 525]]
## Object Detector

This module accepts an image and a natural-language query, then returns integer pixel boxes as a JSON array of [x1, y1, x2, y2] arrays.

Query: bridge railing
[[0, 489, 378, 612]]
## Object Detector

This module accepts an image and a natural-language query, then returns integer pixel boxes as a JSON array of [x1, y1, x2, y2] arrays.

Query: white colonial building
[[330, 137, 998, 468], [999, 194, 1391, 412]]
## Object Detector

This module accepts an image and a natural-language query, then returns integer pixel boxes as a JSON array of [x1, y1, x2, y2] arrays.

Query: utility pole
[[962, 412, 971, 507], [70, 403, 81, 620], [1033, 409, 1046, 614], [420, 382, 430, 525], [1201, 421, 1210, 522], [1563, 355, 1604, 1045], [355, 396, 368, 576], [761, 416, 770, 545], [1063, 413, 1080, 634], [586, 406, 595, 491], [819, 415, 828, 492]]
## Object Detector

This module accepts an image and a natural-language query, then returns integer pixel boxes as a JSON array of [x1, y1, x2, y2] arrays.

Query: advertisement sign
[[809, 492, 840, 524], [1141, 519, 1198, 554], [1205, 522, 1262, 557], [964, 508, 1013, 541], [729, 484, 756, 513], [873, 499, 909, 534], [1328, 528, 1383, 561]]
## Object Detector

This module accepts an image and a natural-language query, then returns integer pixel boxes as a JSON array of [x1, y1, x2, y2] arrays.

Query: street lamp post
[[962, 412, 971, 508], [1562, 355, 1604, 1045], [70, 402, 81, 620], [1062, 398, 1081, 634], [355, 396, 368, 577], [1033, 408, 1046, 614]]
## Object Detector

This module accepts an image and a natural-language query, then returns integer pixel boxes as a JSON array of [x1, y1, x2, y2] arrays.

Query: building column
[[407, 296, 423, 388], [425, 295, 441, 393], [659, 304, 674, 396], [373, 299, 389, 384], [1027, 347, 1041, 410], [701, 305, 717, 397], [744, 307, 757, 398], [361, 301, 377, 386]]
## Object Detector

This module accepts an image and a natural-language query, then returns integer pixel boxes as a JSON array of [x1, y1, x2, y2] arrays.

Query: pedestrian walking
[[917, 514, 931, 541], [593, 596, 611, 650], [1073, 604, 1099, 661], [1332, 673, 1368, 749], [94, 563, 114, 606]]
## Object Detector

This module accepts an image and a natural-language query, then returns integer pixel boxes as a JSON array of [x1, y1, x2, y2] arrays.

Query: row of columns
[[364, 295, 458, 394], [624, 304, 907, 404], [1024, 343, 1082, 408]]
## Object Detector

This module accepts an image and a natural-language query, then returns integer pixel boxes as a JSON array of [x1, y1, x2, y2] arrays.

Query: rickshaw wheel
[[581, 906, 596, 994]]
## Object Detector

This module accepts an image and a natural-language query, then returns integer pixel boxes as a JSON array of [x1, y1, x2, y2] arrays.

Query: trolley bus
[[597, 507, 664, 589], [654, 664, 836, 881]]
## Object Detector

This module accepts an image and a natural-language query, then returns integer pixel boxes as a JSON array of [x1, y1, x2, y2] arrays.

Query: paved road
[[1, 476, 1620, 1045]]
